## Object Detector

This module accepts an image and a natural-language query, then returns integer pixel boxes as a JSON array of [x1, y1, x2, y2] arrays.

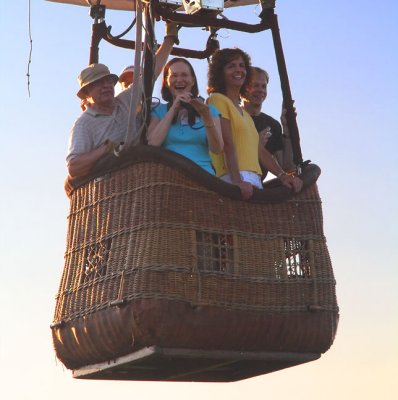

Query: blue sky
[[1, 1, 397, 399]]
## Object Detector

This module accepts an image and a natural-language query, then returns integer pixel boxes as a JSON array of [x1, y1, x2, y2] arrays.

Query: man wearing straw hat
[[66, 23, 178, 179]]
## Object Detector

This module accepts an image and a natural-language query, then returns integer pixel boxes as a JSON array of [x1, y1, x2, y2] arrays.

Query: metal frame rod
[[86, 4, 303, 163], [89, 21, 104, 64], [142, 2, 155, 142], [155, 6, 272, 33], [269, 11, 303, 165]]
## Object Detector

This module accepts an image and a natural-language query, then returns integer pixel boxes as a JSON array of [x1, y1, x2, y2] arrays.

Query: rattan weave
[[52, 147, 338, 370]]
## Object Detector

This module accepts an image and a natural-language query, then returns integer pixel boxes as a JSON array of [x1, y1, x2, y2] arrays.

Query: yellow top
[[208, 93, 261, 177]]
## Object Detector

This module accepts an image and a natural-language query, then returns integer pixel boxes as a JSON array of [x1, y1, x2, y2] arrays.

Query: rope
[[122, 0, 144, 149], [27, 0, 33, 97]]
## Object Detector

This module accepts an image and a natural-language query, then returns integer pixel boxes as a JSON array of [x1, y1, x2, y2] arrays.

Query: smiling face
[[119, 71, 134, 90], [245, 70, 268, 107], [166, 61, 196, 98], [85, 75, 115, 107], [222, 56, 247, 91]]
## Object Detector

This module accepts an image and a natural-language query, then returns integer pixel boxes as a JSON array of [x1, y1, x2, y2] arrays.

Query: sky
[[1, 0, 397, 399]]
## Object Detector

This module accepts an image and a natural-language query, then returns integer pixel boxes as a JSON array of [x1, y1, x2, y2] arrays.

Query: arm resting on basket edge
[[258, 143, 303, 193], [64, 146, 320, 202]]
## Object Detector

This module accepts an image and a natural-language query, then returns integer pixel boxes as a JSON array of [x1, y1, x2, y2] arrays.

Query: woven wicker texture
[[52, 156, 338, 369]]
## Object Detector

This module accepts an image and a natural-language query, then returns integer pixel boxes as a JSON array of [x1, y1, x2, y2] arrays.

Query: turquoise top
[[151, 103, 220, 175]]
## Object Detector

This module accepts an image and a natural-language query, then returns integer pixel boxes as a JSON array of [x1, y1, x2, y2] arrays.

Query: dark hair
[[161, 57, 200, 127], [207, 48, 252, 96], [161, 57, 199, 102]]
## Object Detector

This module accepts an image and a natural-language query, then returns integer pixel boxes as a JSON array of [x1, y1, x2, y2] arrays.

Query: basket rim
[[65, 145, 321, 203]]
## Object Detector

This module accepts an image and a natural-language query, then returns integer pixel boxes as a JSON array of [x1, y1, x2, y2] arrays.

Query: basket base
[[72, 346, 320, 382]]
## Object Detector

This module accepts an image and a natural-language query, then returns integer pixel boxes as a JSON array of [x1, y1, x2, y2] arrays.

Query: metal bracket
[[89, 4, 106, 23]]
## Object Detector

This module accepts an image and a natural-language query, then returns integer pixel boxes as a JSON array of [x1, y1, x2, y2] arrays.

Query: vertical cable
[[27, 0, 33, 97], [123, 0, 144, 148]]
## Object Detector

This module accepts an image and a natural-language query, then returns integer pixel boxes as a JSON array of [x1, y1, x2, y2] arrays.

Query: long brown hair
[[207, 48, 252, 95], [161, 57, 199, 102], [160, 57, 200, 127]]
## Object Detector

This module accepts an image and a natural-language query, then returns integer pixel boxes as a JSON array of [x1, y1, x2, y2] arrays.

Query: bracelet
[[204, 124, 214, 129], [277, 171, 287, 179]]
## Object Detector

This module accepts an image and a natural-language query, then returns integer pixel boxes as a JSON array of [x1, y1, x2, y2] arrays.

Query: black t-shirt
[[251, 112, 283, 179]]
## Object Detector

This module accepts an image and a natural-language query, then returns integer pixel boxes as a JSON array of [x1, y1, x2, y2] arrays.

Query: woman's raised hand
[[172, 92, 193, 108], [189, 97, 211, 119]]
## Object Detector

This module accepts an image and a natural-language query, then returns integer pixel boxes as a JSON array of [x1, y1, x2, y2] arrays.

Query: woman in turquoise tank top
[[148, 58, 223, 175]]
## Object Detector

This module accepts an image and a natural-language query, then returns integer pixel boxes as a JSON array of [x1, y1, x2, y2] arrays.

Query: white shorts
[[220, 171, 263, 189]]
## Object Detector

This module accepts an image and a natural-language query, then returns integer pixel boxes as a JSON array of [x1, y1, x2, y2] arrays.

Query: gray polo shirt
[[66, 87, 142, 162]]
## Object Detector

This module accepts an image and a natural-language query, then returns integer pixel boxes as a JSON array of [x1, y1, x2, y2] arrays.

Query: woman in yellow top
[[207, 48, 302, 199]]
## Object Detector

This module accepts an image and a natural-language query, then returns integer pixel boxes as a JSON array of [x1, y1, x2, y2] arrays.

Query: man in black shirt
[[242, 67, 294, 180]]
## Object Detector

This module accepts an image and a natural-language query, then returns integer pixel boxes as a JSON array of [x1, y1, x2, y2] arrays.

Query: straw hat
[[118, 65, 135, 83], [77, 63, 118, 99]]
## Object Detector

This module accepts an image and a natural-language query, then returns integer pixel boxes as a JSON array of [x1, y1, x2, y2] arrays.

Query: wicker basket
[[52, 146, 338, 376]]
